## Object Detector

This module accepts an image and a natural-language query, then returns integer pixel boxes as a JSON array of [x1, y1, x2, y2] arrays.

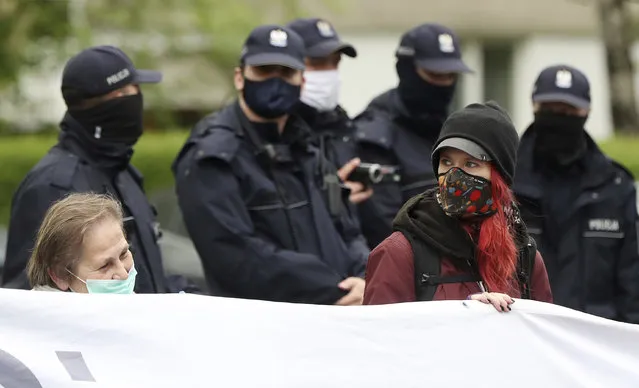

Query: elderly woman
[[28, 193, 136, 294]]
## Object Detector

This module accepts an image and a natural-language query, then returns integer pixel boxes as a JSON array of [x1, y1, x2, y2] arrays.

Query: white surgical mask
[[301, 70, 341, 112]]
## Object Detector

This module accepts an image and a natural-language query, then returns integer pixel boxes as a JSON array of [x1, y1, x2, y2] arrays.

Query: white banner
[[0, 289, 638, 387]]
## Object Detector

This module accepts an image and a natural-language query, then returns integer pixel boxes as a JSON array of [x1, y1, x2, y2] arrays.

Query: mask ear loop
[[65, 268, 87, 293]]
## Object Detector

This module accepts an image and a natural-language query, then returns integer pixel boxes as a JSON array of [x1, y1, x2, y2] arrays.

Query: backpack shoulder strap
[[403, 231, 441, 301], [516, 235, 537, 299], [400, 230, 481, 301]]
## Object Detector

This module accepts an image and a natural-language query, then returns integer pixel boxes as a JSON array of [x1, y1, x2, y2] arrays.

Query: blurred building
[[3, 0, 638, 139], [321, 0, 623, 139]]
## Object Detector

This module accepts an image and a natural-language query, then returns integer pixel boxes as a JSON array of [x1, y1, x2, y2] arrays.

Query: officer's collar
[[251, 121, 281, 143], [59, 113, 133, 174], [391, 89, 446, 121], [390, 90, 412, 119], [295, 102, 347, 132], [234, 101, 313, 149], [515, 125, 616, 197], [388, 90, 446, 139]]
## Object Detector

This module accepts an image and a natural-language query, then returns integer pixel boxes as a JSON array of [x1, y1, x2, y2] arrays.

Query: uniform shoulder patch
[[194, 127, 241, 163], [353, 111, 395, 149]]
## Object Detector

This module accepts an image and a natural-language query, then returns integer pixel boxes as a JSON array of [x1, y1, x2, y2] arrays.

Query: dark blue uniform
[[354, 89, 442, 248], [514, 128, 639, 323], [296, 103, 358, 168], [2, 115, 170, 293], [173, 102, 368, 304]]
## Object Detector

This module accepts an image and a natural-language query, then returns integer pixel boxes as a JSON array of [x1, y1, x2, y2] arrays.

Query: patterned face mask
[[437, 167, 497, 218]]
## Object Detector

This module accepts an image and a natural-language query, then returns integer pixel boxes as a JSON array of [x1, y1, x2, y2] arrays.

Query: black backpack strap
[[516, 235, 537, 299], [403, 231, 440, 301], [400, 230, 481, 301]]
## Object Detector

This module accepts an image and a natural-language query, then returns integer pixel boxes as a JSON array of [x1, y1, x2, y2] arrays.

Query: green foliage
[[129, 131, 189, 194], [79, 0, 321, 83], [599, 135, 639, 178], [0, 0, 70, 87], [1, 0, 332, 129]]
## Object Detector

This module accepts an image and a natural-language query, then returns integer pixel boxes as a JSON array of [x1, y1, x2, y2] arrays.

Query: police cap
[[395, 23, 472, 74], [286, 18, 357, 58], [240, 25, 305, 70], [61, 45, 162, 106], [532, 65, 591, 110]]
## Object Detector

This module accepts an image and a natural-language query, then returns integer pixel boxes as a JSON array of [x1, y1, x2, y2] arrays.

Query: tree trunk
[[597, 0, 639, 134]]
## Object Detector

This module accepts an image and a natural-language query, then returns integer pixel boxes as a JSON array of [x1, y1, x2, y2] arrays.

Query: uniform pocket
[[582, 231, 621, 297]]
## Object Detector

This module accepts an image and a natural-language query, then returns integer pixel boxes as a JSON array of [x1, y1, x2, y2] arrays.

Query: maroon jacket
[[363, 232, 554, 305]]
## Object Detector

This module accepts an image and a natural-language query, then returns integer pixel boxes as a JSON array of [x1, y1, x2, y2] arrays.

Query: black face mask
[[396, 60, 456, 118], [69, 93, 144, 147], [532, 111, 588, 167], [242, 77, 301, 119]]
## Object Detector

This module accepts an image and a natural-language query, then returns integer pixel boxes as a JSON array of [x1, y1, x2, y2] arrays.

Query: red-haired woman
[[363, 102, 553, 311]]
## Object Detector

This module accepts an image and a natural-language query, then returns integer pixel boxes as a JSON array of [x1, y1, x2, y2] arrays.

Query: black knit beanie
[[431, 101, 519, 185]]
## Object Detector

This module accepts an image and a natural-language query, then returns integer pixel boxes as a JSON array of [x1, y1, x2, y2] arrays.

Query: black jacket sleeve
[[333, 188, 369, 278], [3, 183, 70, 288], [356, 143, 403, 249], [616, 186, 639, 323], [176, 158, 347, 304]]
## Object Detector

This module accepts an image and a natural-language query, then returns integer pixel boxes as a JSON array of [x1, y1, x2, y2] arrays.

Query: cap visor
[[432, 137, 492, 162], [416, 58, 474, 74], [133, 69, 163, 84], [244, 53, 305, 70], [532, 93, 590, 110], [307, 40, 357, 58]]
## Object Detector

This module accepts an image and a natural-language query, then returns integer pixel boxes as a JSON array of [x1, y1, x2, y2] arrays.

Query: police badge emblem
[[438, 33, 455, 53], [555, 69, 573, 89], [316, 20, 335, 37], [269, 29, 288, 47]]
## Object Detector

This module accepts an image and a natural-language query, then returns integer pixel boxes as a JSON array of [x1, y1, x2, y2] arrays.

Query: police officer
[[172, 25, 369, 305], [354, 23, 472, 248], [514, 65, 639, 323], [285, 18, 372, 204], [3, 46, 195, 294]]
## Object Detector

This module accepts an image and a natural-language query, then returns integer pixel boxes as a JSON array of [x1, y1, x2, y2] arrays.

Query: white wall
[[511, 35, 612, 139], [458, 40, 485, 107], [337, 33, 399, 117]]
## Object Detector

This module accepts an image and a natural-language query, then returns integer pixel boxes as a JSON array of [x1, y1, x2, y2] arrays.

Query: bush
[[0, 131, 189, 225], [599, 136, 639, 178], [0, 132, 637, 227]]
